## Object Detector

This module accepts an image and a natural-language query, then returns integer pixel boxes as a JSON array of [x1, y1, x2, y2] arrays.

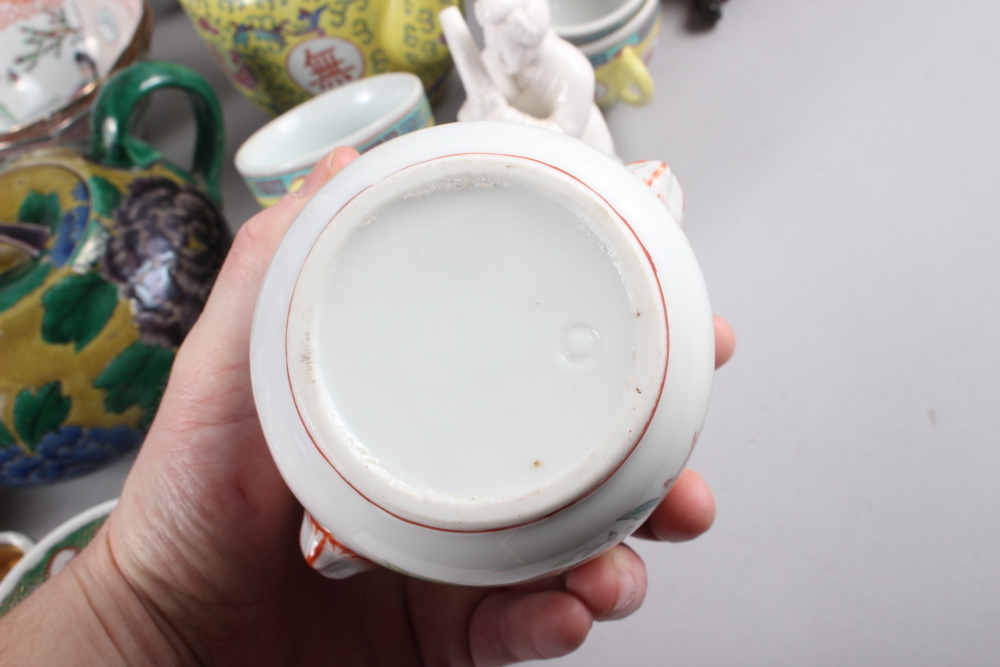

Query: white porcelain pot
[[250, 121, 714, 586]]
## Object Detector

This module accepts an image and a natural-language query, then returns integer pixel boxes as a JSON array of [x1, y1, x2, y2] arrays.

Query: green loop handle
[[90, 61, 224, 203]]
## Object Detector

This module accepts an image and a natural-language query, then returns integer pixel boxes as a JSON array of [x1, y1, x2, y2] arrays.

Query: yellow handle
[[614, 45, 655, 106]]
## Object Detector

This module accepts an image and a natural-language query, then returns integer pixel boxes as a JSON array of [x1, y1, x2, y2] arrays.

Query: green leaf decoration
[[0, 261, 51, 313], [41, 273, 119, 350], [94, 341, 175, 415], [17, 191, 61, 230], [14, 382, 71, 451], [617, 497, 660, 521], [88, 176, 121, 217], [0, 420, 15, 449], [0, 100, 14, 123]]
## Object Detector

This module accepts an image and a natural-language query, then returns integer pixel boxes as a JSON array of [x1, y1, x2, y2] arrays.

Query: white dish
[[251, 122, 714, 585]]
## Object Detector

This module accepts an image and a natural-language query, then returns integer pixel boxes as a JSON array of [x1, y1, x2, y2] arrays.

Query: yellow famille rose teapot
[[178, 0, 462, 116]]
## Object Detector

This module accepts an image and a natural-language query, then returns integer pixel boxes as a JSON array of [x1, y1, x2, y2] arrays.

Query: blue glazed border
[[245, 96, 435, 204], [355, 96, 434, 153]]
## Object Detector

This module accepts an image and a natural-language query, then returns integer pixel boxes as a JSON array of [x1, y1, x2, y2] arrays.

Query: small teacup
[[235, 72, 434, 208], [575, 0, 661, 108], [550, 0, 645, 45]]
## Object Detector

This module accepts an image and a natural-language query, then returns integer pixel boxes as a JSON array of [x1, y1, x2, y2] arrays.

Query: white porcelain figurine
[[439, 0, 616, 157]]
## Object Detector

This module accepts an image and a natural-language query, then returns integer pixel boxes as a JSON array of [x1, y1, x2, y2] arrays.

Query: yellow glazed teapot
[[0, 62, 230, 486], [179, 0, 462, 116]]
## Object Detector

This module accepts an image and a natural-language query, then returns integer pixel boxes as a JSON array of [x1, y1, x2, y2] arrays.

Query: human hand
[[0, 147, 735, 666]]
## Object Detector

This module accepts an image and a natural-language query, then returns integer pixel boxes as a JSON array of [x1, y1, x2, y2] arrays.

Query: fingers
[[292, 145, 361, 202], [632, 469, 716, 542], [466, 542, 647, 666], [612, 319, 727, 541], [565, 544, 647, 621], [163, 147, 360, 414], [714, 315, 735, 369], [201, 145, 360, 336], [469, 590, 592, 667]]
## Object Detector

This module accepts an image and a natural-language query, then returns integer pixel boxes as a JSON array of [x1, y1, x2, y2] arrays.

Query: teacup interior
[[550, 0, 630, 27], [286, 154, 667, 530], [238, 76, 414, 173]]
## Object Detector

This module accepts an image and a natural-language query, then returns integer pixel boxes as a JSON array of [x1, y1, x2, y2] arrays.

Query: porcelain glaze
[[577, 0, 660, 108], [0, 0, 151, 158], [251, 122, 714, 585], [286, 153, 667, 530], [235, 72, 433, 207]]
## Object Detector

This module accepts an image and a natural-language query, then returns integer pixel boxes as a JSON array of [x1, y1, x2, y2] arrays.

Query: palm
[[106, 327, 415, 663], [107, 338, 582, 666]]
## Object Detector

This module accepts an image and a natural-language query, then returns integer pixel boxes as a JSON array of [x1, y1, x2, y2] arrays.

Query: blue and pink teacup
[[235, 72, 434, 208]]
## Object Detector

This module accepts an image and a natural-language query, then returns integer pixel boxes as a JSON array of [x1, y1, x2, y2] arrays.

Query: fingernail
[[613, 564, 637, 612], [293, 149, 340, 200]]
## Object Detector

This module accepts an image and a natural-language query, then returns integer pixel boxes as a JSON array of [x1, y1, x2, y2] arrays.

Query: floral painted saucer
[[0, 0, 152, 158]]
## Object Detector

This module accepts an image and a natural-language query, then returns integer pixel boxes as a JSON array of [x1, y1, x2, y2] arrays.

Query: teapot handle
[[90, 61, 224, 204], [0, 223, 51, 258]]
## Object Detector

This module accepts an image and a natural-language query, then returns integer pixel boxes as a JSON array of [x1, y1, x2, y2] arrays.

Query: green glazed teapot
[[0, 61, 230, 486]]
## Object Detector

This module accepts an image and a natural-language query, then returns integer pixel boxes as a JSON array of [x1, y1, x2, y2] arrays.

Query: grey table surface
[[2, 1, 999, 665]]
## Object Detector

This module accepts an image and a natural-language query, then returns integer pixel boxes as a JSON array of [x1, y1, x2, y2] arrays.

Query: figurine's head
[[475, 0, 550, 74]]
